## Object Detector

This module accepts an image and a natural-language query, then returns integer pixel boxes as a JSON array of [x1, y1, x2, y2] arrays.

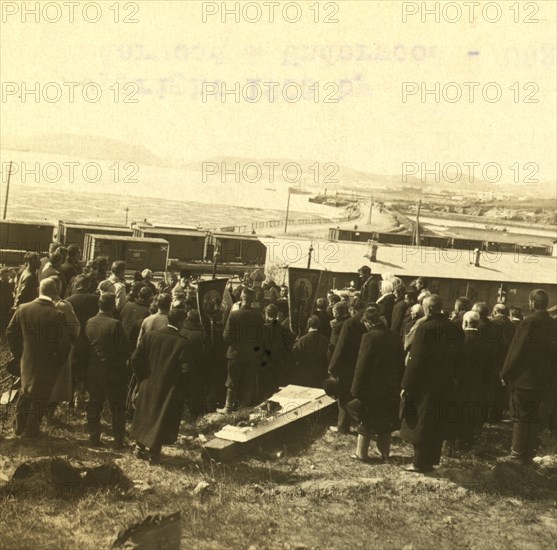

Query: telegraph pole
[[307, 243, 314, 269], [414, 199, 422, 246], [125, 207, 129, 226], [284, 189, 291, 234], [3, 161, 13, 220]]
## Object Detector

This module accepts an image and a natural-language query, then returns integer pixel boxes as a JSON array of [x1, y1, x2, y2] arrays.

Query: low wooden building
[[263, 237, 557, 311]]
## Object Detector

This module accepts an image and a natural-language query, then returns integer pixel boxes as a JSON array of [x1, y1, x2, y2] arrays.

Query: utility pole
[[414, 199, 422, 246], [284, 189, 291, 234], [125, 207, 129, 226], [367, 194, 373, 225], [307, 243, 314, 269], [3, 161, 13, 220]]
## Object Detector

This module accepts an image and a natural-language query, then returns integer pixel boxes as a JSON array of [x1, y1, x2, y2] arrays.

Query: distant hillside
[[4, 134, 165, 166], [2, 137, 555, 198]]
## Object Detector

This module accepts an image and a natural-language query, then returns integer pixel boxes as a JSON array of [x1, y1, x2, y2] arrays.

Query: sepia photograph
[[0, 1, 556, 548]]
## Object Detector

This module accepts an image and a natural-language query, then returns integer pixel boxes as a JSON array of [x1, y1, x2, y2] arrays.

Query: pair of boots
[[355, 432, 391, 461]]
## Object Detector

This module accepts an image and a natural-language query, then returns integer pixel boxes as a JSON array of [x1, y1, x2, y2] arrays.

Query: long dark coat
[[131, 327, 195, 448], [261, 319, 292, 393], [454, 329, 492, 431], [290, 331, 329, 388], [351, 325, 404, 433], [328, 312, 366, 399], [400, 313, 457, 444], [66, 291, 99, 375], [180, 320, 209, 412], [6, 298, 71, 400]]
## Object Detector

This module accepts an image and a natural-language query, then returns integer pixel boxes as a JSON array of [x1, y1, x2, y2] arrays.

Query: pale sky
[[1, 0, 556, 181]]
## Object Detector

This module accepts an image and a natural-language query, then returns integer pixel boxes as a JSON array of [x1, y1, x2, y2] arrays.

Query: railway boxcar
[[133, 226, 206, 262], [420, 235, 451, 248], [0, 219, 55, 254], [208, 232, 267, 265], [83, 234, 169, 271], [58, 221, 133, 248]]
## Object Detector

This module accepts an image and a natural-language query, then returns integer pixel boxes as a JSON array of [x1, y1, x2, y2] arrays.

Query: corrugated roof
[[262, 237, 557, 285], [139, 227, 204, 237]]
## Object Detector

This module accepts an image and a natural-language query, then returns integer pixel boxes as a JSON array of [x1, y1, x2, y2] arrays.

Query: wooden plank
[[214, 393, 335, 443], [202, 385, 336, 461]]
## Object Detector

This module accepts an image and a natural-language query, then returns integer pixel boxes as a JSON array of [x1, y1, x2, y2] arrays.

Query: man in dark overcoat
[[453, 311, 492, 451], [501, 289, 557, 464], [6, 278, 71, 437], [260, 304, 292, 400], [290, 316, 329, 388], [347, 305, 404, 461], [219, 288, 264, 412], [401, 295, 458, 473], [472, 301, 507, 422], [328, 298, 366, 433], [66, 274, 100, 395], [180, 309, 209, 415], [131, 308, 195, 463], [84, 293, 128, 447], [490, 303, 517, 417]]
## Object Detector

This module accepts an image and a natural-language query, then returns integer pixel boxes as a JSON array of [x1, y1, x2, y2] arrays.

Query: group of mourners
[[1, 245, 556, 472]]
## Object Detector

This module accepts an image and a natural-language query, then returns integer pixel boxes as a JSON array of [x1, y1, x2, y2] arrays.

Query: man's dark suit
[[401, 313, 457, 471], [223, 306, 264, 407], [328, 312, 366, 432], [6, 298, 71, 436], [502, 309, 557, 461], [391, 299, 410, 336], [85, 312, 128, 442], [290, 330, 328, 388], [359, 276, 379, 306]]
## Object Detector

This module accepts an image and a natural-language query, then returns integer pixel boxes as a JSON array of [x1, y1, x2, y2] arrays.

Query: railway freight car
[[207, 232, 267, 265], [83, 234, 169, 271], [0, 219, 55, 254], [57, 221, 133, 248], [133, 226, 206, 262]]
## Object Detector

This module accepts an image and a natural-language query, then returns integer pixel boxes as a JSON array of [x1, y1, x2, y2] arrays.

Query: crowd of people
[[1, 243, 556, 471]]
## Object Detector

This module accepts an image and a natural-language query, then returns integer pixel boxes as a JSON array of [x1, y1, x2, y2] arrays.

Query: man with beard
[[400, 295, 457, 473], [131, 308, 195, 464]]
